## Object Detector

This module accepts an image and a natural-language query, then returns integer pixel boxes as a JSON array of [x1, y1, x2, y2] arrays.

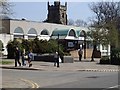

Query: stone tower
[[46, 1, 67, 25]]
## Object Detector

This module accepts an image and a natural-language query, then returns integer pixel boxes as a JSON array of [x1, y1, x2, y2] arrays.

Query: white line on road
[[102, 85, 120, 90]]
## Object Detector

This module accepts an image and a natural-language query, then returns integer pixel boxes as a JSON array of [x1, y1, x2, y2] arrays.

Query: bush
[[100, 56, 109, 60], [111, 48, 120, 65], [100, 48, 120, 65], [6, 40, 20, 59], [21, 39, 32, 54], [0, 40, 3, 51], [100, 56, 110, 64], [6, 38, 65, 58]]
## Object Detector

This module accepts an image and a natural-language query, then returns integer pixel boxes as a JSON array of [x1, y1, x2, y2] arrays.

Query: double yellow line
[[20, 78, 39, 88]]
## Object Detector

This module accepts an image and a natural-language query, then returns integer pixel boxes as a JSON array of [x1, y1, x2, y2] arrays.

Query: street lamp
[[84, 33, 86, 59], [57, 34, 60, 67]]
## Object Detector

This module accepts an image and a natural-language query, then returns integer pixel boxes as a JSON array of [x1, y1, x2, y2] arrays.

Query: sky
[[10, 2, 93, 22], [9, 0, 119, 22]]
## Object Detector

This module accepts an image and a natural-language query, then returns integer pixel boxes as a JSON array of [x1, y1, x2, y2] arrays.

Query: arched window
[[28, 28, 37, 35], [80, 30, 86, 37], [14, 27, 24, 34], [41, 29, 49, 35], [28, 28, 37, 39], [14, 27, 24, 39], [68, 29, 76, 37]]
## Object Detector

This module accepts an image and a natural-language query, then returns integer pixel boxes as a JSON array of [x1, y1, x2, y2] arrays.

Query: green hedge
[[100, 56, 110, 64], [0, 40, 3, 51], [100, 48, 120, 65], [111, 48, 120, 65], [6, 38, 65, 59], [6, 40, 20, 59]]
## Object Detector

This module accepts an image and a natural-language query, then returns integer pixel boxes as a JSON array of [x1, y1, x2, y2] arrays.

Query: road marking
[[102, 85, 120, 90], [109, 85, 120, 88], [20, 78, 39, 88]]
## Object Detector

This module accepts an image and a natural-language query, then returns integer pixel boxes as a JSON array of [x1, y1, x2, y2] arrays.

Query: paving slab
[[0, 58, 119, 72]]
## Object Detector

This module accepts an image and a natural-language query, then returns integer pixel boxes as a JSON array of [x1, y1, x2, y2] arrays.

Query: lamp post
[[84, 33, 86, 59], [57, 34, 60, 67]]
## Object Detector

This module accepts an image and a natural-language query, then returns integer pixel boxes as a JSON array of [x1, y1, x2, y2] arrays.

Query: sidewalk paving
[[0, 58, 119, 72], [1, 58, 119, 89]]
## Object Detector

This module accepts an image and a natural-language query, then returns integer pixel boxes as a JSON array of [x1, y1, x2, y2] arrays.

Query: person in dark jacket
[[14, 47, 21, 67], [21, 49, 26, 66]]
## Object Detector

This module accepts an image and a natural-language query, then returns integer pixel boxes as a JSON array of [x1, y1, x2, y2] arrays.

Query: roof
[[51, 28, 88, 40], [76, 30, 81, 37], [51, 28, 69, 36]]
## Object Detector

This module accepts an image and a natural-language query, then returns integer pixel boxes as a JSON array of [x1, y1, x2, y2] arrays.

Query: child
[[28, 50, 33, 67]]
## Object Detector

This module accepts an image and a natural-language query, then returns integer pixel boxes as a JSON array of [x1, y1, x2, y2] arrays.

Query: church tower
[[46, 1, 67, 25]]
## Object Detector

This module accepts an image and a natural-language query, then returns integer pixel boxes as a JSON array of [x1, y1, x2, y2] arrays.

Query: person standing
[[78, 48, 83, 61], [14, 47, 21, 67]]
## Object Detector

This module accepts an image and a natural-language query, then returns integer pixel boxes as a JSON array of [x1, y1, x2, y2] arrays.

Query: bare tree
[[88, 1, 120, 61], [0, 0, 13, 18], [75, 19, 87, 27], [67, 19, 74, 25]]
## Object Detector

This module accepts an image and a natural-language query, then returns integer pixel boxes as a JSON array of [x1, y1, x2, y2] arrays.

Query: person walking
[[78, 48, 83, 61], [21, 49, 26, 66], [28, 50, 33, 67], [14, 47, 21, 67], [54, 52, 58, 66]]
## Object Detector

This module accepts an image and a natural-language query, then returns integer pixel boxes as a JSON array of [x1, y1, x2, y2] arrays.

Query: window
[[102, 45, 108, 50], [28, 28, 37, 34], [68, 29, 76, 37], [41, 29, 49, 35], [68, 42, 74, 47], [62, 13, 64, 18], [14, 27, 24, 34]]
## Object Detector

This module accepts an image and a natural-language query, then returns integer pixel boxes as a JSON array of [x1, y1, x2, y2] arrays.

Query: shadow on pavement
[[0, 66, 44, 71]]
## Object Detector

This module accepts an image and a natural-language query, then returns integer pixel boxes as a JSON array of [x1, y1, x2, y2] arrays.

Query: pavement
[[0, 58, 119, 72], [1, 58, 119, 88]]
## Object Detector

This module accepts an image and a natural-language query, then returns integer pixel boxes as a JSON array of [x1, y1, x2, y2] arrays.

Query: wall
[[0, 34, 12, 55], [10, 19, 88, 36], [99, 44, 110, 56], [70, 49, 93, 60], [1, 19, 91, 56], [2, 19, 10, 34]]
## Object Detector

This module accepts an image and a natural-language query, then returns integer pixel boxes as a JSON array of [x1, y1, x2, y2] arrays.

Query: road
[[2, 69, 119, 89]]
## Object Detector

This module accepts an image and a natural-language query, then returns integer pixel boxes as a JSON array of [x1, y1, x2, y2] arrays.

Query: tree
[[75, 19, 87, 27], [0, 0, 13, 18], [88, 1, 120, 61], [87, 27, 109, 61], [0, 40, 3, 56], [0, 40, 3, 51], [6, 40, 20, 59], [67, 19, 74, 25]]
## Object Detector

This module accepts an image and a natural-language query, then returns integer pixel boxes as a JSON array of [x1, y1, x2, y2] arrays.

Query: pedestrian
[[21, 49, 26, 66], [14, 47, 21, 67], [54, 52, 58, 66], [78, 48, 83, 61], [28, 50, 33, 67]]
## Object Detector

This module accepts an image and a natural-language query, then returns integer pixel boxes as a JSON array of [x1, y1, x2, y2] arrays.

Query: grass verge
[[0, 60, 14, 65]]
